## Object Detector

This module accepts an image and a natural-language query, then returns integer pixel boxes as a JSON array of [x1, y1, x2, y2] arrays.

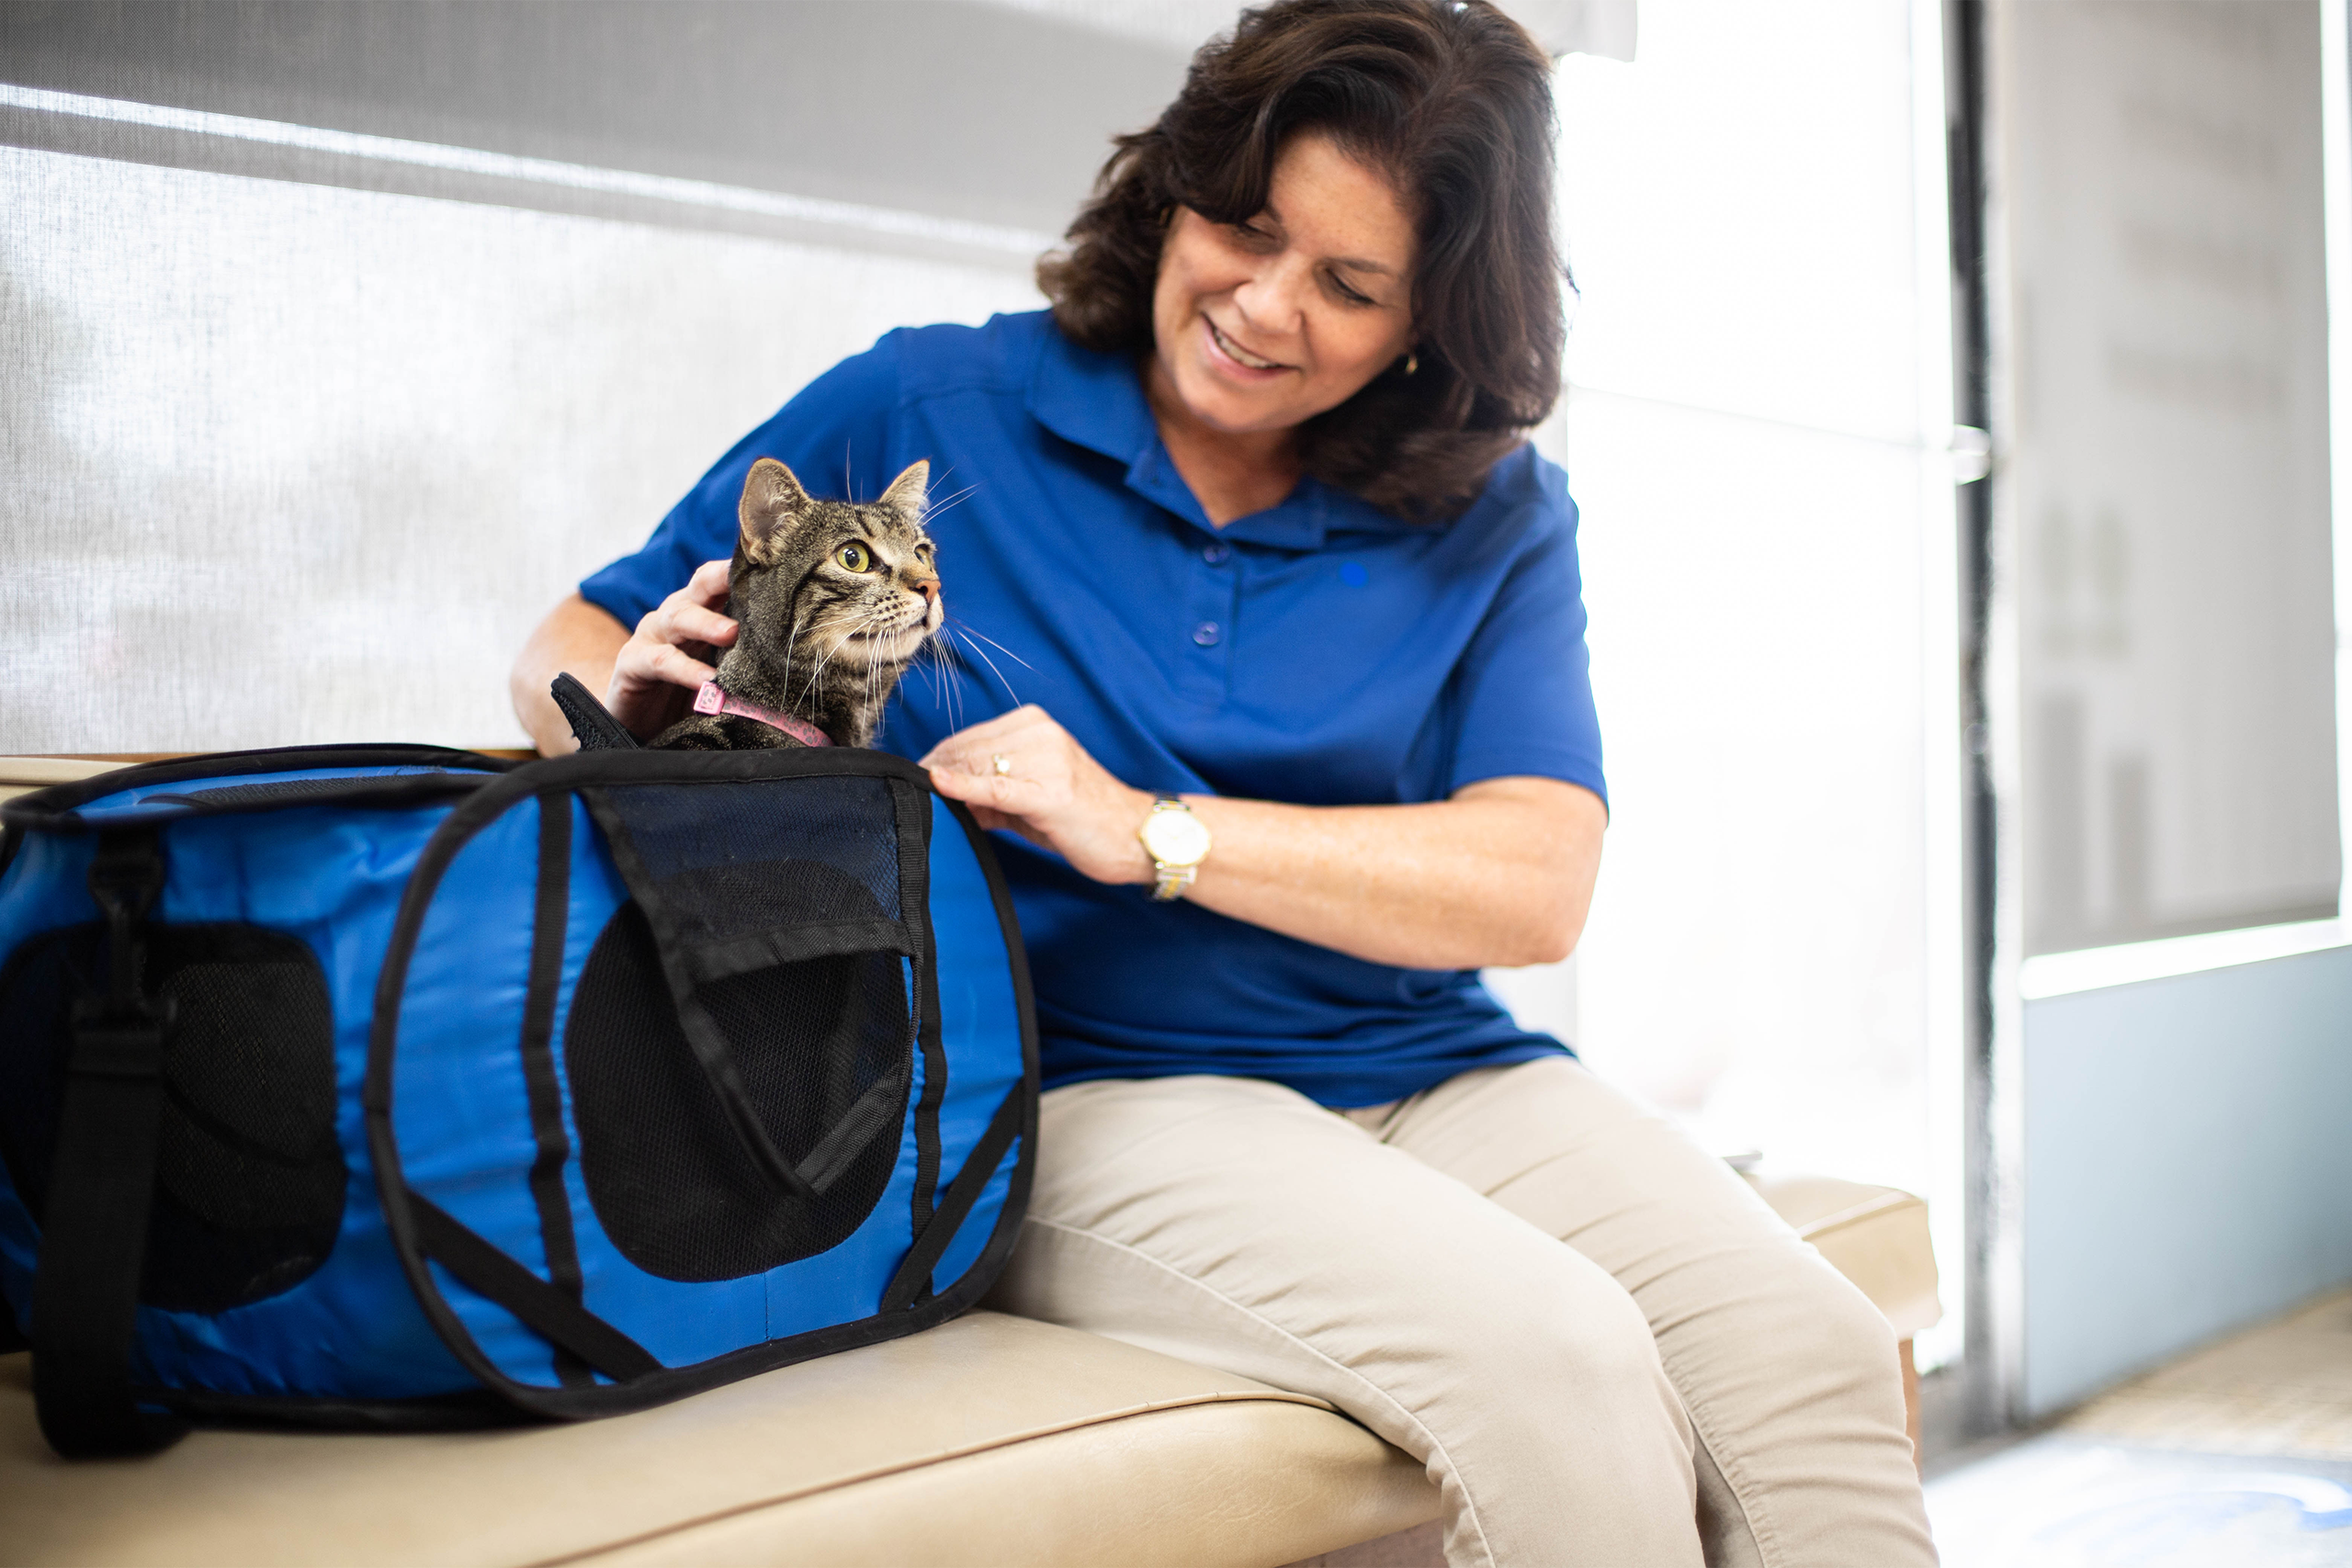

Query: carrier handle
[[31, 829, 189, 1458]]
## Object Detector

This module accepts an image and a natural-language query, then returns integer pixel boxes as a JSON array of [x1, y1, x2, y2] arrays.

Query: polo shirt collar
[[1028, 317, 1414, 551]]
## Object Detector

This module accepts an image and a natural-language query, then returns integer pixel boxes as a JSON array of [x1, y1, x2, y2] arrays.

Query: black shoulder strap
[[31, 828, 188, 1457]]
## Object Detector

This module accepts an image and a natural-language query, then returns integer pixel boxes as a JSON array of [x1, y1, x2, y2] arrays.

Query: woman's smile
[[1202, 314, 1292, 377]]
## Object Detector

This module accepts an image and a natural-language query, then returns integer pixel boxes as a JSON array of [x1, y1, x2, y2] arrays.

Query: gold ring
[[990, 753, 1012, 777]]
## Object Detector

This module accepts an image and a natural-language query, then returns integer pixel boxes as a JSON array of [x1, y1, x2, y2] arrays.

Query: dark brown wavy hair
[[1038, 0, 1565, 522]]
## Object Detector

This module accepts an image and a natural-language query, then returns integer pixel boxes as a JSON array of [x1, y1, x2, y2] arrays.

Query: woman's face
[[1149, 131, 1418, 440]]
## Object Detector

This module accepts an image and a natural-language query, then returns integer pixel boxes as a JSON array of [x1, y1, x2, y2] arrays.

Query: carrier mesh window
[[594, 776, 902, 936], [565, 902, 911, 1280], [0, 923, 345, 1314]]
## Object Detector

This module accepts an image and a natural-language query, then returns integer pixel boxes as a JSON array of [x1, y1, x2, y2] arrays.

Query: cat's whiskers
[[921, 482, 980, 523], [791, 600, 849, 700], [946, 618, 1033, 671], [910, 634, 963, 733], [952, 626, 1023, 707], [930, 637, 964, 733], [843, 607, 893, 722], [778, 615, 804, 702]]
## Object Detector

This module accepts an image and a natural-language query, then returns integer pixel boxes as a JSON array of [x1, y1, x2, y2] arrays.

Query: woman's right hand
[[605, 558, 739, 739]]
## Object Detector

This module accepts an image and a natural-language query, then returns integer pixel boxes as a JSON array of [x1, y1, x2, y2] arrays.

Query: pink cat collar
[[693, 682, 833, 747]]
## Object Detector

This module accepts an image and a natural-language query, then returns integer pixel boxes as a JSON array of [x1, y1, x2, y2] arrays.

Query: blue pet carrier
[[0, 743, 1036, 1457]]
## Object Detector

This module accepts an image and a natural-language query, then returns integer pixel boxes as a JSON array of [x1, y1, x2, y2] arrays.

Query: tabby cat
[[650, 457, 942, 750]]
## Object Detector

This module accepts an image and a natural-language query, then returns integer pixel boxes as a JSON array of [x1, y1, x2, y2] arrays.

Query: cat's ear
[[876, 459, 930, 524], [739, 458, 812, 563]]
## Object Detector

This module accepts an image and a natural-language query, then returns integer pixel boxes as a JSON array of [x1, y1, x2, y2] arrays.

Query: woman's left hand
[[922, 706, 1156, 886]]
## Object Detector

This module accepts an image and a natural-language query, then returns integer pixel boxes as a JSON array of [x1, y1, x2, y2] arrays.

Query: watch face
[[1142, 807, 1211, 866]]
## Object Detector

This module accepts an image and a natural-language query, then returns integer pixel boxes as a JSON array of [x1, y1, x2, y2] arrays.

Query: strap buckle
[[66, 1001, 175, 1078], [81, 827, 167, 1029]]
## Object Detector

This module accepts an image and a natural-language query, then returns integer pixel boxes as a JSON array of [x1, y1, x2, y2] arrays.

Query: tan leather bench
[[0, 757, 1939, 1566]]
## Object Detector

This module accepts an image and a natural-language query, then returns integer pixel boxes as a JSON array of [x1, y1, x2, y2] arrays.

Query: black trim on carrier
[[135, 1382, 518, 1431], [364, 748, 1039, 1423], [881, 1078, 1027, 1314], [517, 795, 593, 1387], [895, 779, 947, 1250], [910, 796, 1042, 1310], [2, 744, 510, 825], [405, 1192, 661, 1383], [0, 745, 508, 883]]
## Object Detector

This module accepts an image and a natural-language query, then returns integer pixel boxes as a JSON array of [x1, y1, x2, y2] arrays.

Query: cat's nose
[[911, 578, 939, 605]]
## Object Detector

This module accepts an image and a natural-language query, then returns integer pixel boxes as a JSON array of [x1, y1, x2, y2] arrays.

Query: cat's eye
[[835, 542, 873, 572]]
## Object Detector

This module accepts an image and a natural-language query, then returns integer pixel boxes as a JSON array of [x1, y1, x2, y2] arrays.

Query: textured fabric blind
[[2002, 0, 2342, 951]]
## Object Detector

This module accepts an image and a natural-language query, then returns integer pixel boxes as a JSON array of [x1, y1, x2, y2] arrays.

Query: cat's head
[[727, 457, 944, 682]]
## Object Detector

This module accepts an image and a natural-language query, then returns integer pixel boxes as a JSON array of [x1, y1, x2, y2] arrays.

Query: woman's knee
[[1454, 1254, 1683, 1429], [1746, 1252, 1906, 1416]]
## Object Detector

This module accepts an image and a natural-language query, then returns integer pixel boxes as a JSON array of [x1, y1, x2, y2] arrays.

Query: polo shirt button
[[1193, 621, 1222, 647], [1202, 541, 1231, 566]]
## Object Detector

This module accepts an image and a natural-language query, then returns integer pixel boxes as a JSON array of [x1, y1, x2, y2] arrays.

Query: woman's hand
[[922, 706, 1156, 886], [605, 559, 739, 739]]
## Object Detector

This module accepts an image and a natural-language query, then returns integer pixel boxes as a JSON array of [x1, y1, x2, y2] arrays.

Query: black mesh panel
[[564, 901, 910, 1280], [594, 776, 901, 937], [0, 923, 345, 1313]]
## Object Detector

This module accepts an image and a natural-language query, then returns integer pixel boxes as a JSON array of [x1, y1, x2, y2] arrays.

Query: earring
[[1404, 352, 1419, 377]]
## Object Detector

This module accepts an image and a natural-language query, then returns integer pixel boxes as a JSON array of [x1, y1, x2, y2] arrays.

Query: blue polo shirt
[[581, 310, 1603, 1107]]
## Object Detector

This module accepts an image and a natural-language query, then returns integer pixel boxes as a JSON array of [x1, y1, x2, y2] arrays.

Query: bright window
[[1487, 0, 1964, 1360]]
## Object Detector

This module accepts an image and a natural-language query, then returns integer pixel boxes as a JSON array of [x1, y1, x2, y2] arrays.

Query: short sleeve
[[577, 333, 907, 626], [1443, 482, 1608, 807]]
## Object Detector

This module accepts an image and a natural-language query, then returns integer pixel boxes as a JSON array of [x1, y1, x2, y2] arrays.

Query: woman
[[512, 2, 1938, 1562]]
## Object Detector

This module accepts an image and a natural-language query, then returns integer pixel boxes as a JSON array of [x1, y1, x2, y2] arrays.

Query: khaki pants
[[985, 1056, 1939, 1567]]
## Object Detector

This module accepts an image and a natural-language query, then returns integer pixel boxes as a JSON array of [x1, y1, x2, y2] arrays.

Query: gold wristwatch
[[1138, 795, 1211, 901]]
